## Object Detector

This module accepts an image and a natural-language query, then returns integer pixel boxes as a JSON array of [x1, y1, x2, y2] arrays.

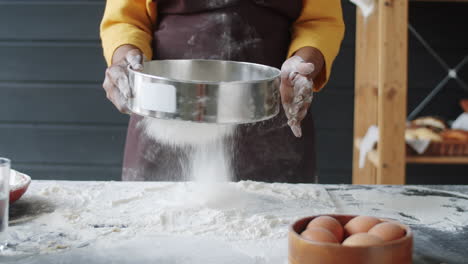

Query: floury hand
[[103, 46, 143, 113], [280, 55, 315, 138]]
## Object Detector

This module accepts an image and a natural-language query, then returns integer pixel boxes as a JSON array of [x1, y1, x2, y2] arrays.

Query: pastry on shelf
[[406, 116, 468, 156], [441, 130, 468, 142], [409, 116, 447, 133], [405, 127, 442, 142]]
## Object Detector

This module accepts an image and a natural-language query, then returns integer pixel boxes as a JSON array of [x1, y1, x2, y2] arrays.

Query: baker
[[100, 0, 344, 183]]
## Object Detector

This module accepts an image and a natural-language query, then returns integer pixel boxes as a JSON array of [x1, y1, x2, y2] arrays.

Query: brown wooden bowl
[[289, 214, 413, 264]]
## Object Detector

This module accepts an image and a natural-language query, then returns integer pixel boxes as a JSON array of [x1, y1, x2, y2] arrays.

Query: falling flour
[[141, 117, 234, 147], [141, 117, 236, 192]]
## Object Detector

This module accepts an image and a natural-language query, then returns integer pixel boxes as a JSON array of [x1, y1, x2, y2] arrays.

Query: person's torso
[[122, 0, 318, 184], [153, 0, 302, 68]]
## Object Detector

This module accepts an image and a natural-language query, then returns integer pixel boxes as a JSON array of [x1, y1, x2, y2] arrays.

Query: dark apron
[[122, 0, 317, 183]]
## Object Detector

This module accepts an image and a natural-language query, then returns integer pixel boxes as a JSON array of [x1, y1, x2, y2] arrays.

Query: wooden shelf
[[355, 139, 468, 167], [406, 156, 468, 164]]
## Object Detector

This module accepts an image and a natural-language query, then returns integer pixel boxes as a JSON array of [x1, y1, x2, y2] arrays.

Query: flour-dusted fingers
[[280, 75, 294, 107], [292, 77, 312, 99], [297, 101, 311, 122], [102, 70, 115, 98], [296, 62, 315, 76], [286, 99, 312, 138], [109, 86, 130, 114], [101, 45, 144, 113], [126, 49, 143, 71], [106, 64, 131, 99], [104, 70, 130, 114], [287, 118, 302, 138], [280, 55, 316, 138]]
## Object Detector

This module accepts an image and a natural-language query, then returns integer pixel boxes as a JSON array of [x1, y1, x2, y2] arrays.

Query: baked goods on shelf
[[409, 116, 447, 133], [417, 141, 468, 156], [406, 116, 468, 156], [441, 130, 468, 142], [405, 127, 442, 142]]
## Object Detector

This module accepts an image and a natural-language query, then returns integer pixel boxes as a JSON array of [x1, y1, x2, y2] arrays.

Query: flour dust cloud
[[142, 117, 236, 184]]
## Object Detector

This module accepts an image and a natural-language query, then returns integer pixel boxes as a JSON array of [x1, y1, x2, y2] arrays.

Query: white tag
[[452, 113, 468, 131], [359, 125, 379, 168], [138, 83, 177, 113]]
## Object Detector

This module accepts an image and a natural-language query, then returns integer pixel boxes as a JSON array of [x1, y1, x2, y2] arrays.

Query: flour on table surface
[[3, 181, 334, 257], [329, 185, 468, 232]]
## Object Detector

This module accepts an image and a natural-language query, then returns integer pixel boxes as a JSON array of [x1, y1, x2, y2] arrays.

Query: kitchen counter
[[1, 181, 467, 264]]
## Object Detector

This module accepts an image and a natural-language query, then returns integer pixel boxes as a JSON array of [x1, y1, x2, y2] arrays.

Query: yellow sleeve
[[100, 0, 157, 66], [288, 0, 345, 91]]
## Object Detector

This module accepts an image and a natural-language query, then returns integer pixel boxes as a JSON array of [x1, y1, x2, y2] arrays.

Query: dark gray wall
[[405, 2, 468, 184], [0, 0, 124, 181], [0, 1, 466, 183]]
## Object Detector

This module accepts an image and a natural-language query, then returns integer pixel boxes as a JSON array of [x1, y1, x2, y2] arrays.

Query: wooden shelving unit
[[352, 0, 468, 185], [406, 156, 468, 164], [355, 139, 468, 169]]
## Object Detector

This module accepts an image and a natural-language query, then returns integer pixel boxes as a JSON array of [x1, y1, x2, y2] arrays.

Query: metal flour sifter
[[128, 60, 281, 124]]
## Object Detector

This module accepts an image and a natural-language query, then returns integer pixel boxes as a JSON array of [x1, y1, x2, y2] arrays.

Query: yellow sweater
[[100, 0, 344, 90]]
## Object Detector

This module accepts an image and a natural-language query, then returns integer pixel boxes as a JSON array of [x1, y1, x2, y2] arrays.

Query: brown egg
[[301, 227, 339, 244], [307, 216, 344, 242], [344, 216, 381, 236], [342, 233, 384, 247], [368, 222, 406, 242]]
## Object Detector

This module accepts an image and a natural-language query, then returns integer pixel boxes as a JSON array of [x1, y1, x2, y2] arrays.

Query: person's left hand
[[280, 46, 325, 138], [280, 55, 315, 138]]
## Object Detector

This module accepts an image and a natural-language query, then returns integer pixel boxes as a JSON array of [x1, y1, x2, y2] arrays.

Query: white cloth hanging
[[359, 125, 434, 168], [350, 0, 376, 18], [359, 125, 379, 168]]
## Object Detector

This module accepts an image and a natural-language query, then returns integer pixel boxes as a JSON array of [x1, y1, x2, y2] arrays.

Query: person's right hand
[[103, 45, 143, 113]]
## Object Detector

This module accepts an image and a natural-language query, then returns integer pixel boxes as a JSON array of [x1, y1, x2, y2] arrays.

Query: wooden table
[[1, 181, 467, 263]]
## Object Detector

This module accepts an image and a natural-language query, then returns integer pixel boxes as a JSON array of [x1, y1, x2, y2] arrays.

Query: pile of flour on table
[[4, 180, 335, 258], [3, 119, 332, 260]]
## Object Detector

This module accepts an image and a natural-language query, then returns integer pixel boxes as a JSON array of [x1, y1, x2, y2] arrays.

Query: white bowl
[[9, 169, 31, 203]]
